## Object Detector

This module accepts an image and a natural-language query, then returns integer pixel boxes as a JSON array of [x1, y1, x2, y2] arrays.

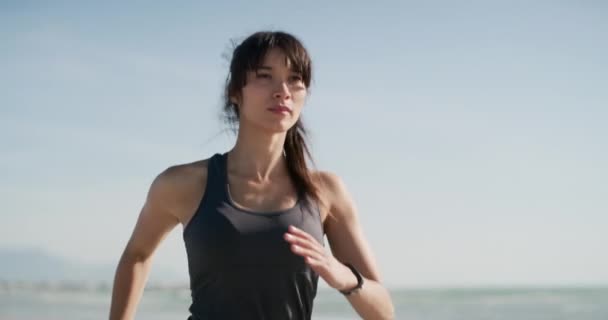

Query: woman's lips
[[268, 106, 292, 114]]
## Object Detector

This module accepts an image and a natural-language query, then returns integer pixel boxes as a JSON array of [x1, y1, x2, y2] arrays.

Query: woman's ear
[[230, 96, 240, 106]]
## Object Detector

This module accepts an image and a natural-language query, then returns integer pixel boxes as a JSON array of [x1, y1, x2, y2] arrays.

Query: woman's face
[[234, 48, 308, 133]]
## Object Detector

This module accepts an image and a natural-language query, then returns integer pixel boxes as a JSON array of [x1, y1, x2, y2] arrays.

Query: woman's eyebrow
[[255, 66, 301, 75]]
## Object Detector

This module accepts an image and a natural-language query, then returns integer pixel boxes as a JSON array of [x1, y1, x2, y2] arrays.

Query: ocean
[[1, 285, 607, 319]]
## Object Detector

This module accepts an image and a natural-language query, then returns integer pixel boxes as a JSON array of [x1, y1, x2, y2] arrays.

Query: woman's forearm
[[341, 273, 395, 320], [108, 253, 152, 320]]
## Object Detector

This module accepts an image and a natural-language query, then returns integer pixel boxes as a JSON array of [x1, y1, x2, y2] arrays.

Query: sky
[[1, 0, 607, 288]]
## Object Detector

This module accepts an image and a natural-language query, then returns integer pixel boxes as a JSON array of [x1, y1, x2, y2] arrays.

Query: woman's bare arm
[[109, 168, 182, 320], [322, 172, 395, 320]]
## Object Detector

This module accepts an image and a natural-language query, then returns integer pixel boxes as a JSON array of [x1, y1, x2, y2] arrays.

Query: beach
[[2, 284, 607, 319]]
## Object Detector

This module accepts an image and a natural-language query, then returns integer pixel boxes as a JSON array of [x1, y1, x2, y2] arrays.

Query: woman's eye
[[289, 75, 303, 82], [256, 73, 271, 79]]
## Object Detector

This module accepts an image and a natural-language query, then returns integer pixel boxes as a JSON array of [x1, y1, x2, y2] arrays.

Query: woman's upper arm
[[122, 167, 182, 261], [322, 172, 384, 283]]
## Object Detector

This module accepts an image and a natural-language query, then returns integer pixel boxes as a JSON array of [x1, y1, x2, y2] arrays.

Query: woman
[[109, 31, 395, 320]]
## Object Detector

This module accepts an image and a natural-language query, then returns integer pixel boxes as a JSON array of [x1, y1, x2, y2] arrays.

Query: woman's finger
[[284, 233, 322, 253], [290, 244, 324, 261], [287, 225, 318, 243], [304, 256, 324, 267]]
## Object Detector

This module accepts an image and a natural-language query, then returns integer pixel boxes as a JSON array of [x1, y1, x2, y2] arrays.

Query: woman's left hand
[[284, 225, 356, 291]]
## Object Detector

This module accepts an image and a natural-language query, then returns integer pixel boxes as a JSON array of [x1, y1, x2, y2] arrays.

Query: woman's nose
[[273, 82, 291, 100]]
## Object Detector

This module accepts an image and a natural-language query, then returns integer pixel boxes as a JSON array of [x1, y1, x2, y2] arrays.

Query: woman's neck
[[228, 126, 289, 183]]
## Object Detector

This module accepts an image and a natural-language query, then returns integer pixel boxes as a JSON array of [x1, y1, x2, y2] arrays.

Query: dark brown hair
[[222, 31, 320, 204]]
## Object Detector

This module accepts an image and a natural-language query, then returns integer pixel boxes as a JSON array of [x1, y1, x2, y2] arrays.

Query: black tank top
[[182, 152, 325, 320]]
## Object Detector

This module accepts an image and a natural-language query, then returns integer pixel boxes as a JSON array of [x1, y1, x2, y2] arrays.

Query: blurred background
[[1, 1, 607, 319]]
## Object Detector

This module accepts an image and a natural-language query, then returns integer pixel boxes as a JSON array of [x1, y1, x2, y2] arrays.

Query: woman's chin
[[259, 120, 297, 134]]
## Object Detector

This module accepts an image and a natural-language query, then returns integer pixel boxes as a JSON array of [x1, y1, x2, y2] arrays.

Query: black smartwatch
[[339, 263, 364, 296]]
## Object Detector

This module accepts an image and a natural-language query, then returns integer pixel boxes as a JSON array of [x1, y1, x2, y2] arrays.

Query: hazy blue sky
[[1, 1, 607, 288]]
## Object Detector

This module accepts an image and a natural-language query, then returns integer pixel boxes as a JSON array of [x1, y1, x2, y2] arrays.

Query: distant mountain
[[0, 247, 186, 285]]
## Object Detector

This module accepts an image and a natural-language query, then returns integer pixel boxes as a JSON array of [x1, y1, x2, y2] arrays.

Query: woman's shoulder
[[310, 170, 349, 207], [310, 170, 356, 222], [311, 170, 346, 195], [160, 158, 211, 183], [153, 157, 211, 188], [148, 158, 212, 204], [145, 157, 214, 224]]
